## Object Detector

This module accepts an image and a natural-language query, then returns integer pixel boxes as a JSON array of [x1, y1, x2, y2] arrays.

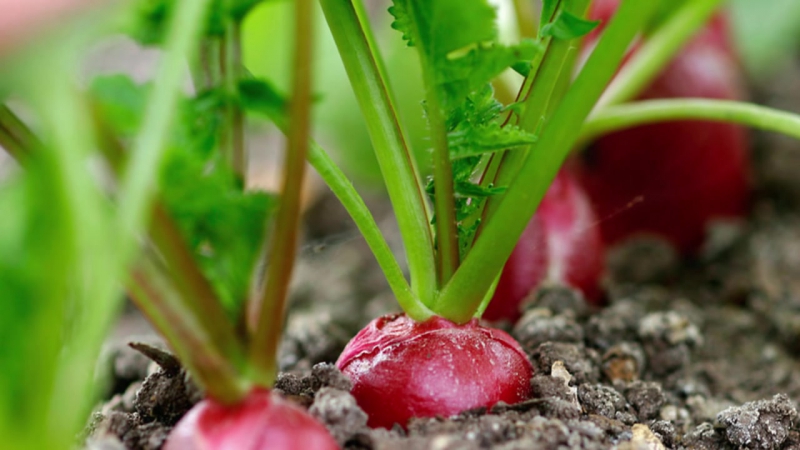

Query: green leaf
[[454, 181, 506, 197], [238, 78, 287, 118], [90, 75, 147, 136], [390, 0, 539, 108], [541, 11, 600, 40], [161, 150, 274, 316], [390, 0, 541, 262], [449, 123, 537, 159], [125, 0, 266, 45], [89, 74, 275, 318], [437, 40, 540, 107], [541, 0, 559, 31], [389, 1, 496, 57], [511, 60, 532, 77]]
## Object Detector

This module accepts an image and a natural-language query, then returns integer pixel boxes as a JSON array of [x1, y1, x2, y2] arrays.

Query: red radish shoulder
[[336, 314, 533, 429]]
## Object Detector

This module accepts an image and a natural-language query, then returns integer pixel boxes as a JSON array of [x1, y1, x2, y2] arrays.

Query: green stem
[[0, 105, 38, 162], [254, 97, 432, 321], [307, 144, 434, 320], [150, 205, 247, 357], [436, 0, 660, 323], [248, 0, 314, 386], [595, 0, 723, 109], [117, 0, 212, 259], [483, 0, 589, 221], [473, 0, 586, 250], [34, 78, 118, 447], [222, 20, 246, 178], [422, 68, 459, 286], [319, 0, 437, 307], [583, 98, 800, 143], [129, 257, 249, 403]]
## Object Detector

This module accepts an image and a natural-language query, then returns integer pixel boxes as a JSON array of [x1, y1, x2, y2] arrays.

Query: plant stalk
[[582, 98, 800, 143], [129, 257, 249, 403], [266, 113, 432, 320], [117, 0, 212, 260], [470, 0, 586, 251], [513, 0, 538, 38], [422, 68, 459, 286], [0, 104, 38, 162], [248, 0, 314, 386], [319, 0, 438, 307], [595, 0, 724, 109], [91, 103, 248, 362], [436, 0, 660, 323], [222, 19, 246, 178]]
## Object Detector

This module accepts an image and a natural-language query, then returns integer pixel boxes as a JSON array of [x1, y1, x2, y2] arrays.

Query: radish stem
[[249, 0, 314, 386], [583, 98, 800, 143]]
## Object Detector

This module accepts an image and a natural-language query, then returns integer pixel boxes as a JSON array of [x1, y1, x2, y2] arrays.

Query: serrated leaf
[[541, 11, 600, 40], [455, 181, 506, 198], [390, 0, 542, 261], [449, 123, 537, 159], [388, 3, 415, 46], [390, 0, 497, 59], [438, 40, 540, 108]]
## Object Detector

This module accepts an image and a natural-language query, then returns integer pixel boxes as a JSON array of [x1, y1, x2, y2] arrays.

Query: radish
[[484, 170, 605, 322], [336, 314, 533, 429], [575, 0, 750, 254], [164, 388, 338, 450]]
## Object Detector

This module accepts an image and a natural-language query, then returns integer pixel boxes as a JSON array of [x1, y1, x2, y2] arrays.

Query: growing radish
[[336, 314, 532, 429], [319, 0, 643, 429], [484, 169, 605, 322], [575, 0, 751, 254], [165, 389, 338, 450]]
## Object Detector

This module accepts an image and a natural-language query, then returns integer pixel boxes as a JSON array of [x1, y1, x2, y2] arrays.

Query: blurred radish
[[484, 170, 605, 322], [575, 0, 750, 254]]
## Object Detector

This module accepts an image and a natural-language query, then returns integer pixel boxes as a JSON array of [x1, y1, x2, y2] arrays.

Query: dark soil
[[85, 71, 800, 449]]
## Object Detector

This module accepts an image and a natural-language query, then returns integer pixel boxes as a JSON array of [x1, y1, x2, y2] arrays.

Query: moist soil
[[85, 70, 800, 449]]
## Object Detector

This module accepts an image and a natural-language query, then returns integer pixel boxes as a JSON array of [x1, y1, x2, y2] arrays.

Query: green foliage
[[90, 75, 274, 318], [127, 0, 265, 45], [390, 0, 539, 109], [238, 78, 287, 119], [0, 170, 69, 449], [390, 0, 541, 259], [541, 11, 599, 40], [541, 0, 559, 30]]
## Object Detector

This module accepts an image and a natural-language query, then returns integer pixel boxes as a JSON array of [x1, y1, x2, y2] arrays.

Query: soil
[[84, 69, 800, 450]]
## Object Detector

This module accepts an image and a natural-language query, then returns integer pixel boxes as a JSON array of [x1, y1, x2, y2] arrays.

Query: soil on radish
[[85, 76, 800, 449]]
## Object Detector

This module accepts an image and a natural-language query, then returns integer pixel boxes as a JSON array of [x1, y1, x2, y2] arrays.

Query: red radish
[[164, 388, 339, 450], [484, 170, 605, 322], [336, 313, 532, 429], [575, 0, 750, 254]]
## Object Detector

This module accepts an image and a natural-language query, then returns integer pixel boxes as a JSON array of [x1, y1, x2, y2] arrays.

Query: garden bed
[[86, 101, 800, 448]]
